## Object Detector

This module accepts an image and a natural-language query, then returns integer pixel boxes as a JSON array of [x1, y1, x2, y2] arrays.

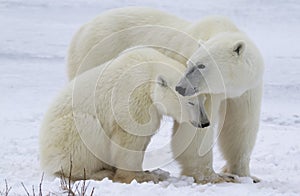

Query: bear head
[[152, 73, 210, 128], [175, 32, 264, 98]]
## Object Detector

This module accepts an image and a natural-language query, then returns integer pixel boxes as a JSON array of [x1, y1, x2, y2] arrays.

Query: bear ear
[[157, 75, 168, 87], [233, 40, 246, 56]]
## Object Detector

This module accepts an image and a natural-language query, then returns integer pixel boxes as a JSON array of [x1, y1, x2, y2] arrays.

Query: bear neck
[[126, 64, 161, 126]]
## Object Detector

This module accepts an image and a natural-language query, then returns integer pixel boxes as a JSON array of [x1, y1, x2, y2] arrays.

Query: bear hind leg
[[90, 169, 115, 181]]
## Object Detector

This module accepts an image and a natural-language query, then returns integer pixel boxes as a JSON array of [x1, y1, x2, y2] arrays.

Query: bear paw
[[113, 169, 170, 184], [90, 169, 115, 181], [134, 169, 170, 183], [250, 175, 261, 183], [150, 169, 171, 181], [222, 166, 260, 183], [194, 172, 239, 184]]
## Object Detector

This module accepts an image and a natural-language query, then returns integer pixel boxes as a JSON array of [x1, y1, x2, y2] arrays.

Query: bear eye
[[188, 102, 195, 106], [196, 63, 205, 69], [186, 66, 196, 75], [157, 76, 168, 87]]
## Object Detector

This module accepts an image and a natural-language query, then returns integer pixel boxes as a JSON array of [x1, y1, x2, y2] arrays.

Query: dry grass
[[2, 158, 95, 196], [0, 180, 12, 196], [21, 173, 44, 196], [59, 159, 95, 196]]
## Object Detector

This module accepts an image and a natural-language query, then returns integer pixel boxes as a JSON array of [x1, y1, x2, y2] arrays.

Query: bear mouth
[[190, 120, 210, 128]]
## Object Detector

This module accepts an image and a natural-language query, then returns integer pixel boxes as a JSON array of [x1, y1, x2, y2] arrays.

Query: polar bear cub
[[40, 48, 209, 183]]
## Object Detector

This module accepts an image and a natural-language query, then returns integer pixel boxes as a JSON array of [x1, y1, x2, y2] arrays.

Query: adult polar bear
[[40, 48, 210, 184], [66, 7, 264, 183], [175, 32, 264, 183], [67, 7, 238, 80]]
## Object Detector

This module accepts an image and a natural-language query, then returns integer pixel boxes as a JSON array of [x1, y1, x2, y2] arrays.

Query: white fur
[[67, 7, 238, 80], [40, 48, 203, 183], [175, 27, 264, 183], [186, 32, 264, 98], [63, 7, 264, 183]]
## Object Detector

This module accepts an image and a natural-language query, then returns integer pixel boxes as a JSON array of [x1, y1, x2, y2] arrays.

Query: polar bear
[[67, 7, 238, 80], [40, 48, 210, 184], [175, 32, 264, 183], [65, 7, 263, 183]]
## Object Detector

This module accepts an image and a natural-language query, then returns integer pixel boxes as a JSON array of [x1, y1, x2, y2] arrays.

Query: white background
[[0, 0, 299, 195]]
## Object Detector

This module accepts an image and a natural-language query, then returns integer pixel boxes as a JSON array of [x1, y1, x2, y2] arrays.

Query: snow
[[1, 0, 300, 195]]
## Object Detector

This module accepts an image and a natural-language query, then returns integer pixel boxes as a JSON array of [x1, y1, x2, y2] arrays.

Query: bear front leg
[[172, 94, 240, 184], [171, 121, 238, 184], [109, 127, 166, 184], [218, 87, 262, 183]]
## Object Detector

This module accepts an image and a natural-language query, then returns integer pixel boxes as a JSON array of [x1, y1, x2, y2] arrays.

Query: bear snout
[[190, 120, 210, 128], [201, 121, 210, 128], [175, 85, 186, 96]]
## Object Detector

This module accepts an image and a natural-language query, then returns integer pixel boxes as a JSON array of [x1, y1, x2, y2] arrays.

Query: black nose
[[201, 122, 210, 128], [190, 121, 210, 128], [175, 86, 186, 96]]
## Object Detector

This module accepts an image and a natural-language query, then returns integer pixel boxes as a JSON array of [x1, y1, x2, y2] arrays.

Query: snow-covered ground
[[1, 0, 300, 195]]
